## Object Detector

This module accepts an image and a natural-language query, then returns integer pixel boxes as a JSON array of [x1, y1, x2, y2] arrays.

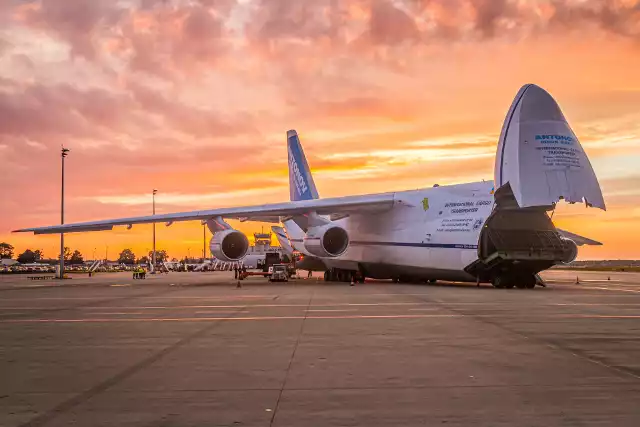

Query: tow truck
[[269, 264, 289, 282]]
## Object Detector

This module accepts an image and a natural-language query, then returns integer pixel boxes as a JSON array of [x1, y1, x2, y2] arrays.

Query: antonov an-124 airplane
[[15, 84, 605, 289]]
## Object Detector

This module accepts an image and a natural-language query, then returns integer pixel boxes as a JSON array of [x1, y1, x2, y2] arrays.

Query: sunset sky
[[1, 0, 639, 261]]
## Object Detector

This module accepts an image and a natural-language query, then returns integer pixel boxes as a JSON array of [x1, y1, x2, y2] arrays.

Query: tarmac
[[1, 270, 639, 426]]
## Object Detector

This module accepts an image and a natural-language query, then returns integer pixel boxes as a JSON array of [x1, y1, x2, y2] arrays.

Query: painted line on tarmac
[[2, 299, 639, 312], [195, 311, 250, 314], [553, 279, 625, 283], [0, 302, 430, 311], [93, 312, 145, 315], [3, 312, 640, 324], [554, 303, 640, 306], [559, 314, 640, 319], [0, 314, 463, 323], [1, 295, 280, 301], [589, 286, 640, 294]]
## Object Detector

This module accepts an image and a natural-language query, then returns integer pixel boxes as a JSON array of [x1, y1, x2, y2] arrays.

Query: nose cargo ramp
[[465, 185, 578, 286], [494, 84, 605, 210]]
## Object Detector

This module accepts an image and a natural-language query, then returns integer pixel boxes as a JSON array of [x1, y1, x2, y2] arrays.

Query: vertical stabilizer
[[494, 84, 605, 210], [271, 226, 294, 256], [287, 130, 319, 201]]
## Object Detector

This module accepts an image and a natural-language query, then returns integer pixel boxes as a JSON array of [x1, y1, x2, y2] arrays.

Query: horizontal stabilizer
[[557, 228, 602, 246]]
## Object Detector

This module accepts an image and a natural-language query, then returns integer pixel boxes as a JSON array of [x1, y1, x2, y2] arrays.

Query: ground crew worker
[[234, 265, 238, 279]]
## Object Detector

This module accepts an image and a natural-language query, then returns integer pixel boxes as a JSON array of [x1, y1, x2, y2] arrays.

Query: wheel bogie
[[493, 274, 538, 289]]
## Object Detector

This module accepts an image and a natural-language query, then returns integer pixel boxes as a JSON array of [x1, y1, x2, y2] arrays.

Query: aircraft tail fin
[[271, 226, 294, 255], [287, 130, 319, 201]]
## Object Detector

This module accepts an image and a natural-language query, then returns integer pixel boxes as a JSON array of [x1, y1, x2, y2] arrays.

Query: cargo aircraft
[[15, 84, 605, 288]]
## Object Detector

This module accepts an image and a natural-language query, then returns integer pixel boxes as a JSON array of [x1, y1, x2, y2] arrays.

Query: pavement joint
[[269, 289, 314, 426]]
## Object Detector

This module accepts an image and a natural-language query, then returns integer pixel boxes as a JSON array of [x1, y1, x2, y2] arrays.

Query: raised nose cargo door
[[494, 84, 605, 211]]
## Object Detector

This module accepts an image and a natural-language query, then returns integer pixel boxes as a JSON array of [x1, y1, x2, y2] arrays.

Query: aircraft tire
[[492, 276, 506, 289], [524, 275, 537, 289], [511, 275, 537, 289], [323, 271, 329, 282]]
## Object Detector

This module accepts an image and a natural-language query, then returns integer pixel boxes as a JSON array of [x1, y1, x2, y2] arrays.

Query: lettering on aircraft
[[288, 145, 309, 196], [441, 199, 492, 215], [534, 134, 582, 170], [436, 218, 474, 232], [445, 201, 476, 213], [535, 134, 574, 144]]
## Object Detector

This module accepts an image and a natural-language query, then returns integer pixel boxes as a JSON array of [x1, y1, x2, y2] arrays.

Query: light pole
[[59, 147, 70, 279], [152, 189, 157, 270]]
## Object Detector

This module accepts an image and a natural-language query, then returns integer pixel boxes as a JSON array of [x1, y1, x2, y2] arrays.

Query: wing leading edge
[[13, 193, 396, 235]]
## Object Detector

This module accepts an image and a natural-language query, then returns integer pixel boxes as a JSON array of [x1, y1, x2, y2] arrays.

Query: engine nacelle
[[209, 230, 249, 262], [304, 224, 349, 258], [560, 237, 578, 264]]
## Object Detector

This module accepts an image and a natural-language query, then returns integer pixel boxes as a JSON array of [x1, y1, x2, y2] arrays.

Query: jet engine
[[209, 230, 249, 262], [304, 224, 349, 258], [560, 237, 578, 264]]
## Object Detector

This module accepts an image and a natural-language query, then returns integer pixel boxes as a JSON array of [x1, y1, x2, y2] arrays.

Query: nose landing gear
[[492, 274, 537, 289]]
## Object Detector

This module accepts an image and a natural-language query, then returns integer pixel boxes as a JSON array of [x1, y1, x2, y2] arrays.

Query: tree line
[[116, 249, 169, 265], [1, 242, 169, 265], [1, 244, 84, 265]]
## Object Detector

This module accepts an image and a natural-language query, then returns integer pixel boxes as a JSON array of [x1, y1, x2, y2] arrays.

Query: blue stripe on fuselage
[[291, 238, 477, 250]]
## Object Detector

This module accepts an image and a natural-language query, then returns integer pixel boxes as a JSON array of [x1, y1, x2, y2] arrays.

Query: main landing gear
[[324, 268, 364, 284], [491, 274, 536, 289]]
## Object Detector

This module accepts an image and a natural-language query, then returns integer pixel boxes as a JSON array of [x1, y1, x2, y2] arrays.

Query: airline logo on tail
[[288, 145, 309, 196], [287, 130, 319, 201]]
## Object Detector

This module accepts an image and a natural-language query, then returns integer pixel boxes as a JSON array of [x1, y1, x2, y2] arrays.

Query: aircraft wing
[[557, 228, 602, 246], [13, 193, 396, 235]]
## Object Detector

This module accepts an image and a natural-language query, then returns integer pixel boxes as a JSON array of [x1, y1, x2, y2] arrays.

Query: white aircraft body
[[15, 84, 605, 288]]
